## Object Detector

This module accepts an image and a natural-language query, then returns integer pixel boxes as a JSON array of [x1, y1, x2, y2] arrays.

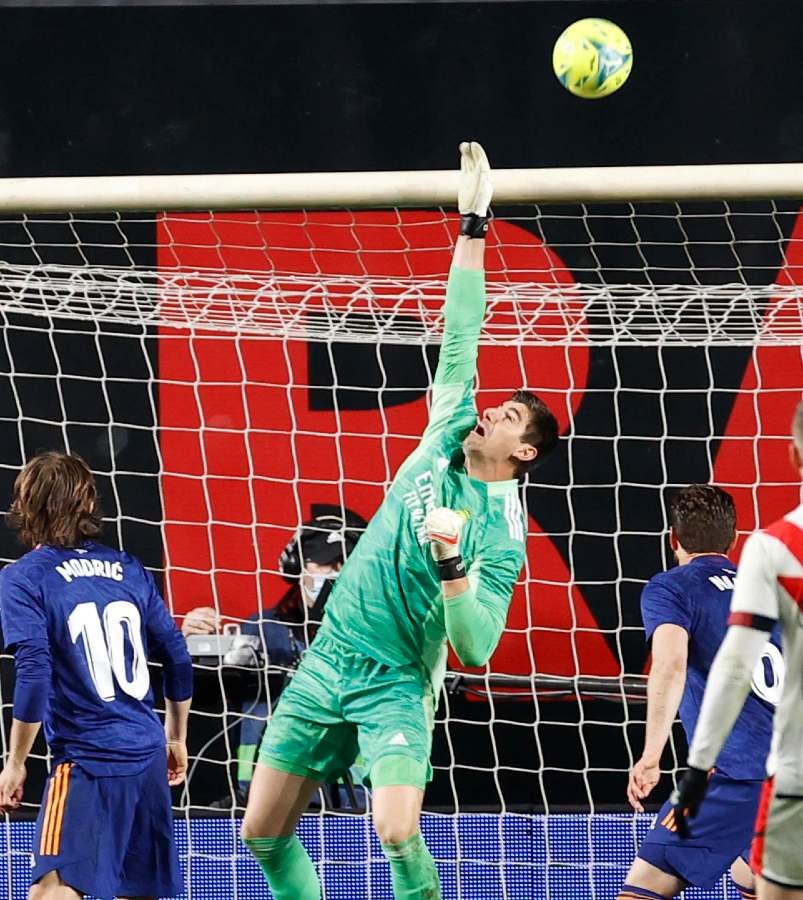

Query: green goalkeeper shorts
[[258, 631, 435, 790]]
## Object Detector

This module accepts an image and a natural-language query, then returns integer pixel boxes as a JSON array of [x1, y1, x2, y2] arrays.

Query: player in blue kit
[[0, 452, 193, 900], [619, 485, 782, 900]]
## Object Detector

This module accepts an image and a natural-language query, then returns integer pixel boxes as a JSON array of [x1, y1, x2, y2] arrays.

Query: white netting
[[2, 262, 803, 344], [1, 201, 802, 899]]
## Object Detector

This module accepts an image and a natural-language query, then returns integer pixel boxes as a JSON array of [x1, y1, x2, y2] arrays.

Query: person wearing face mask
[[182, 506, 366, 809]]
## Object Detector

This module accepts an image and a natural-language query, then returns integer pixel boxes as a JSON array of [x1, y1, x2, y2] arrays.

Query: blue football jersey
[[641, 554, 779, 780], [0, 541, 186, 776]]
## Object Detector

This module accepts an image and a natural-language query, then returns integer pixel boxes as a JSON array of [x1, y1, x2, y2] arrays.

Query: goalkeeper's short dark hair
[[512, 389, 559, 479], [669, 484, 736, 555]]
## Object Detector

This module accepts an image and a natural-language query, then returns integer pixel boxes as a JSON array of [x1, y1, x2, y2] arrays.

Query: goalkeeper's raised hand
[[669, 766, 709, 838], [425, 507, 467, 582], [458, 142, 492, 238]]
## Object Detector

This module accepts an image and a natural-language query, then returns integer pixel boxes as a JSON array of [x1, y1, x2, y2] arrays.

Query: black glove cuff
[[437, 555, 466, 582], [671, 765, 709, 806], [459, 213, 489, 239], [686, 766, 710, 783]]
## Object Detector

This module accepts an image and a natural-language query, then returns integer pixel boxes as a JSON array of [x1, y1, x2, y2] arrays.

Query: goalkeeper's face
[[464, 399, 537, 471]]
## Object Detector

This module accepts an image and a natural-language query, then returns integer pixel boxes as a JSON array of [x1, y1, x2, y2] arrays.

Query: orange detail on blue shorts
[[39, 763, 72, 856]]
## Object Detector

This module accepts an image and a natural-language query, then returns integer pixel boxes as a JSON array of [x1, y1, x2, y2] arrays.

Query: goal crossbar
[[4, 162, 803, 212]]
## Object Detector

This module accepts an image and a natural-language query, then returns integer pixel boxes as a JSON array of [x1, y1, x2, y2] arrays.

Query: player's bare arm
[[0, 719, 39, 812], [628, 623, 688, 812], [166, 697, 191, 786], [0, 604, 52, 813]]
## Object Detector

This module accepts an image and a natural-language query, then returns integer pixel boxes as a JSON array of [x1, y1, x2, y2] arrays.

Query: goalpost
[[0, 164, 801, 899]]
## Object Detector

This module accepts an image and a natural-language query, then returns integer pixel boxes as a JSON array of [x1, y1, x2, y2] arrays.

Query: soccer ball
[[552, 18, 633, 99]]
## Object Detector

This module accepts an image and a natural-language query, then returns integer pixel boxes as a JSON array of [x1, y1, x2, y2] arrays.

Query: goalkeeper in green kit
[[242, 143, 560, 899]]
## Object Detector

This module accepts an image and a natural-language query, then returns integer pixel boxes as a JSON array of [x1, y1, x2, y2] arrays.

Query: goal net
[[1, 186, 802, 899]]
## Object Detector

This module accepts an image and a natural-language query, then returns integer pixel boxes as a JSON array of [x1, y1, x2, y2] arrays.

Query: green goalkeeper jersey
[[318, 265, 527, 688]]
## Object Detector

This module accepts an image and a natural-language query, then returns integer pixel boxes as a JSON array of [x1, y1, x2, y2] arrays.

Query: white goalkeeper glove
[[425, 507, 468, 582], [458, 141, 493, 218]]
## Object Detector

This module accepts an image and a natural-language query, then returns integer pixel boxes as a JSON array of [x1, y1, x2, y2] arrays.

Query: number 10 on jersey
[[68, 601, 150, 701]]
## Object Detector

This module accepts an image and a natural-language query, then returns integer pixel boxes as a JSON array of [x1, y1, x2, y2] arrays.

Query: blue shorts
[[31, 751, 182, 899], [638, 770, 763, 889]]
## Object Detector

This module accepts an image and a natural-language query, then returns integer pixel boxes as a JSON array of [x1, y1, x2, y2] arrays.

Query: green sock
[[381, 832, 441, 899], [237, 742, 257, 788], [243, 835, 320, 900]]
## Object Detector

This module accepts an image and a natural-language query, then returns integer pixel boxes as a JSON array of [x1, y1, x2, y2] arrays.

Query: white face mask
[[305, 570, 339, 604]]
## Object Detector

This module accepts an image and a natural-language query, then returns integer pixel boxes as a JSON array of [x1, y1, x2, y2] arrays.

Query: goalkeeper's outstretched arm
[[451, 138, 490, 275], [422, 142, 492, 445], [435, 141, 491, 386]]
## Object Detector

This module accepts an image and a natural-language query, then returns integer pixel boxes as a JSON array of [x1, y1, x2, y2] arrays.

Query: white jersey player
[[672, 399, 803, 899]]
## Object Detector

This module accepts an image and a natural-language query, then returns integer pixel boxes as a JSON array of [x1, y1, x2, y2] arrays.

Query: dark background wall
[[1, 0, 803, 178], [1, 0, 801, 812]]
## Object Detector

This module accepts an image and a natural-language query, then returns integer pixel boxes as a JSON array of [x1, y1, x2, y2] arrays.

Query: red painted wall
[[158, 211, 802, 679]]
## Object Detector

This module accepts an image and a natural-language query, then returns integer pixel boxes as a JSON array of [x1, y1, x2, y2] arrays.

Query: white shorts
[[752, 777, 803, 889]]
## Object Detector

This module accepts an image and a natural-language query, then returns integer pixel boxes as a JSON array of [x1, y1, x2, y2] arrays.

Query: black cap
[[299, 519, 353, 566], [278, 505, 367, 581]]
